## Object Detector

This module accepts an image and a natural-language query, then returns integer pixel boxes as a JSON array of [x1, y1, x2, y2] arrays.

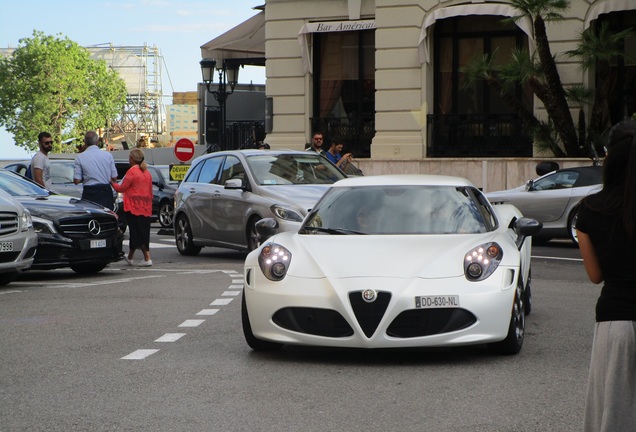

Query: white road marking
[[532, 255, 583, 262], [231, 279, 243, 285], [121, 349, 159, 360], [178, 319, 205, 327], [155, 333, 186, 342], [228, 284, 243, 289], [11, 275, 164, 289], [196, 309, 219, 316], [0, 290, 24, 295], [123, 240, 174, 249], [222, 291, 241, 296], [210, 298, 233, 306]]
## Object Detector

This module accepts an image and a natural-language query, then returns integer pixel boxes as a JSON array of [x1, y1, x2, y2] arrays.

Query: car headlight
[[270, 205, 304, 222], [20, 210, 33, 231], [32, 216, 58, 234], [464, 242, 502, 281], [258, 242, 292, 281]]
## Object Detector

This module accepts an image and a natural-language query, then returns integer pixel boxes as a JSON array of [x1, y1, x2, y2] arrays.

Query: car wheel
[[241, 292, 282, 351], [490, 280, 525, 355], [158, 201, 174, 228], [524, 268, 532, 316], [175, 214, 201, 256], [70, 263, 107, 274], [246, 216, 262, 252], [568, 207, 579, 245], [0, 271, 18, 286]]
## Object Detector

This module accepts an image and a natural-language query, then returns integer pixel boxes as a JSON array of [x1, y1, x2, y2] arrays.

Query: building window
[[428, 15, 532, 157], [312, 29, 375, 157], [598, 10, 636, 124]]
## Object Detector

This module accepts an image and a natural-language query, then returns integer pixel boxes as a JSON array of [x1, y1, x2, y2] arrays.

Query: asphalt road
[[0, 230, 598, 431]]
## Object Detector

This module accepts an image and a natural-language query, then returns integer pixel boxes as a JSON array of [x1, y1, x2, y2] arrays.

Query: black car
[[147, 165, 177, 228], [0, 169, 124, 273]]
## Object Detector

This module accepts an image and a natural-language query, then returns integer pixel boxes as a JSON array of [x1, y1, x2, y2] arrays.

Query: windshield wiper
[[301, 226, 365, 235]]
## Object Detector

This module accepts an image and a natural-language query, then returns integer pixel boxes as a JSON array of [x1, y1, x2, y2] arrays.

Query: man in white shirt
[[31, 132, 53, 189], [73, 131, 118, 210]]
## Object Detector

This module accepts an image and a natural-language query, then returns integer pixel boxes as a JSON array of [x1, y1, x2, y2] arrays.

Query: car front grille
[[348, 291, 392, 338], [273, 307, 353, 337], [58, 215, 119, 238], [386, 309, 476, 338], [0, 212, 19, 236]]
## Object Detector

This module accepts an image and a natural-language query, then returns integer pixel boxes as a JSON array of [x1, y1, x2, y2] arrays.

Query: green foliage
[[0, 31, 127, 153]]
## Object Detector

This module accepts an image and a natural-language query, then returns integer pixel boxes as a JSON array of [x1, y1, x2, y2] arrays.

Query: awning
[[200, 11, 265, 65], [585, 0, 636, 29], [297, 19, 376, 74], [418, 4, 534, 64]]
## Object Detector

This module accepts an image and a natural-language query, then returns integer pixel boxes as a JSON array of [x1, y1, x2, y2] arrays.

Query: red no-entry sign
[[174, 138, 195, 162]]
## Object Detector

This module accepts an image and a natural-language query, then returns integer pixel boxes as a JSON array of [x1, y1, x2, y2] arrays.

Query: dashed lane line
[[121, 273, 243, 361]]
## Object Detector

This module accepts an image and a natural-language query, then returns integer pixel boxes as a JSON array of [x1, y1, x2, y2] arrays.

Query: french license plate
[[0, 241, 13, 252], [415, 295, 459, 309], [90, 239, 107, 248]]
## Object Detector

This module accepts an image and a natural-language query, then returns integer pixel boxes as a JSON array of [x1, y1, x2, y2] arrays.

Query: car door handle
[[213, 191, 221, 197], [189, 188, 196, 193]]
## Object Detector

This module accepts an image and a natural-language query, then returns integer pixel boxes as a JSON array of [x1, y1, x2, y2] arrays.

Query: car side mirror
[[513, 217, 543, 250], [224, 178, 244, 190], [525, 179, 534, 191], [255, 218, 279, 243]]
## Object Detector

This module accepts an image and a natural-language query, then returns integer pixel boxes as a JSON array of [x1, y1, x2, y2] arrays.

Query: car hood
[[258, 184, 331, 213], [15, 195, 113, 220], [267, 232, 512, 279]]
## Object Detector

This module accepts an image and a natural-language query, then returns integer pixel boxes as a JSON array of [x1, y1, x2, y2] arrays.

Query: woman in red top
[[112, 148, 153, 267]]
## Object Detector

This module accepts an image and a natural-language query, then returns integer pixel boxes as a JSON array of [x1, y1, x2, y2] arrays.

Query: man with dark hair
[[73, 131, 118, 210], [325, 135, 352, 169], [31, 132, 53, 189], [306, 132, 326, 155]]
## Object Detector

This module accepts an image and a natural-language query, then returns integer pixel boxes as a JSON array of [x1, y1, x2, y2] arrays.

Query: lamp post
[[200, 58, 240, 152]]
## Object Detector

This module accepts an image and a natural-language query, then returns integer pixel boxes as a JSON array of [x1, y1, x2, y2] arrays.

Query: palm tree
[[509, 0, 581, 156]]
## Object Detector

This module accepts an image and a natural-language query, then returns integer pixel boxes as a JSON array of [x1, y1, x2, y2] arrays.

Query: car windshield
[[245, 153, 345, 185], [0, 170, 50, 197], [157, 166, 179, 185], [300, 185, 490, 235]]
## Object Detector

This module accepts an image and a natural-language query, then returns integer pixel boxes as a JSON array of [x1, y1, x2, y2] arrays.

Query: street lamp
[[200, 58, 241, 152]]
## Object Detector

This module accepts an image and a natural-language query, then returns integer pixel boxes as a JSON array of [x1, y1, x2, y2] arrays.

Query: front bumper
[[0, 230, 38, 274], [30, 231, 124, 270], [243, 267, 518, 349]]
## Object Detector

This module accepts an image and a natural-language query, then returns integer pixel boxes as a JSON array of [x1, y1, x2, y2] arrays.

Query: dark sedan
[[0, 169, 124, 273]]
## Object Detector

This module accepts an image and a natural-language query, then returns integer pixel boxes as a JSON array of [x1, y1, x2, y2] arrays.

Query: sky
[[0, 0, 266, 159]]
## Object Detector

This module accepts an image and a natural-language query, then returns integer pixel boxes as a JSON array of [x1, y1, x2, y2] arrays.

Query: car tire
[[241, 292, 282, 351], [0, 271, 18, 286], [246, 216, 262, 252], [524, 268, 532, 316], [489, 280, 525, 355], [175, 214, 201, 256], [158, 201, 174, 228], [70, 263, 108, 274], [568, 206, 579, 246]]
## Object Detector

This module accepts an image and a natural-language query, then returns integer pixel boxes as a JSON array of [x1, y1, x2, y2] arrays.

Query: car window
[[50, 161, 75, 183], [533, 171, 579, 190], [148, 166, 161, 184], [219, 156, 245, 185], [183, 160, 203, 182], [0, 170, 49, 197], [197, 157, 224, 184], [246, 153, 345, 185], [302, 185, 489, 235], [5, 164, 28, 176]]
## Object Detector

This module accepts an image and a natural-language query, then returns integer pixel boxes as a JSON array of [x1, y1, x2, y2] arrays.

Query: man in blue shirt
[[73, 131, 118, 210]]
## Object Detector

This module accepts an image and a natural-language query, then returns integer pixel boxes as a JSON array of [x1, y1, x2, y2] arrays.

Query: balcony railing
[[310, 117, 375, 158], [426, 114, 532, 157], [207, 120, 266, 152]]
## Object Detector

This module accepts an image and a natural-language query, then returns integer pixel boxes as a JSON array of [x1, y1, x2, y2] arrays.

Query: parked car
[[242, 174, 542, 354], [6, 159, 128, 231], [485, 165, 602, 245], [0, 169, 124, 274], [0, 190, 38, 285], [147, 165, 178, 228], [174, 149, 347, 255]]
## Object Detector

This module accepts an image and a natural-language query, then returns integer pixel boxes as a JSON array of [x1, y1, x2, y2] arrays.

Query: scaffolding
[[88, 44, 166, 148]]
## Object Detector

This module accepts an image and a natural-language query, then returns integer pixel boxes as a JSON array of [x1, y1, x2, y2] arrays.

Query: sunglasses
[[43, 140, 53, 144]]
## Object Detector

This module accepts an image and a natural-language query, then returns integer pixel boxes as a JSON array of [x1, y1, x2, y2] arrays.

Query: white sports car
[[242, 175, 541, 355]]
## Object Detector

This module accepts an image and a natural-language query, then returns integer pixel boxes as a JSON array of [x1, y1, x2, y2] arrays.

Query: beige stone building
[[204, 0, 635, 190]]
